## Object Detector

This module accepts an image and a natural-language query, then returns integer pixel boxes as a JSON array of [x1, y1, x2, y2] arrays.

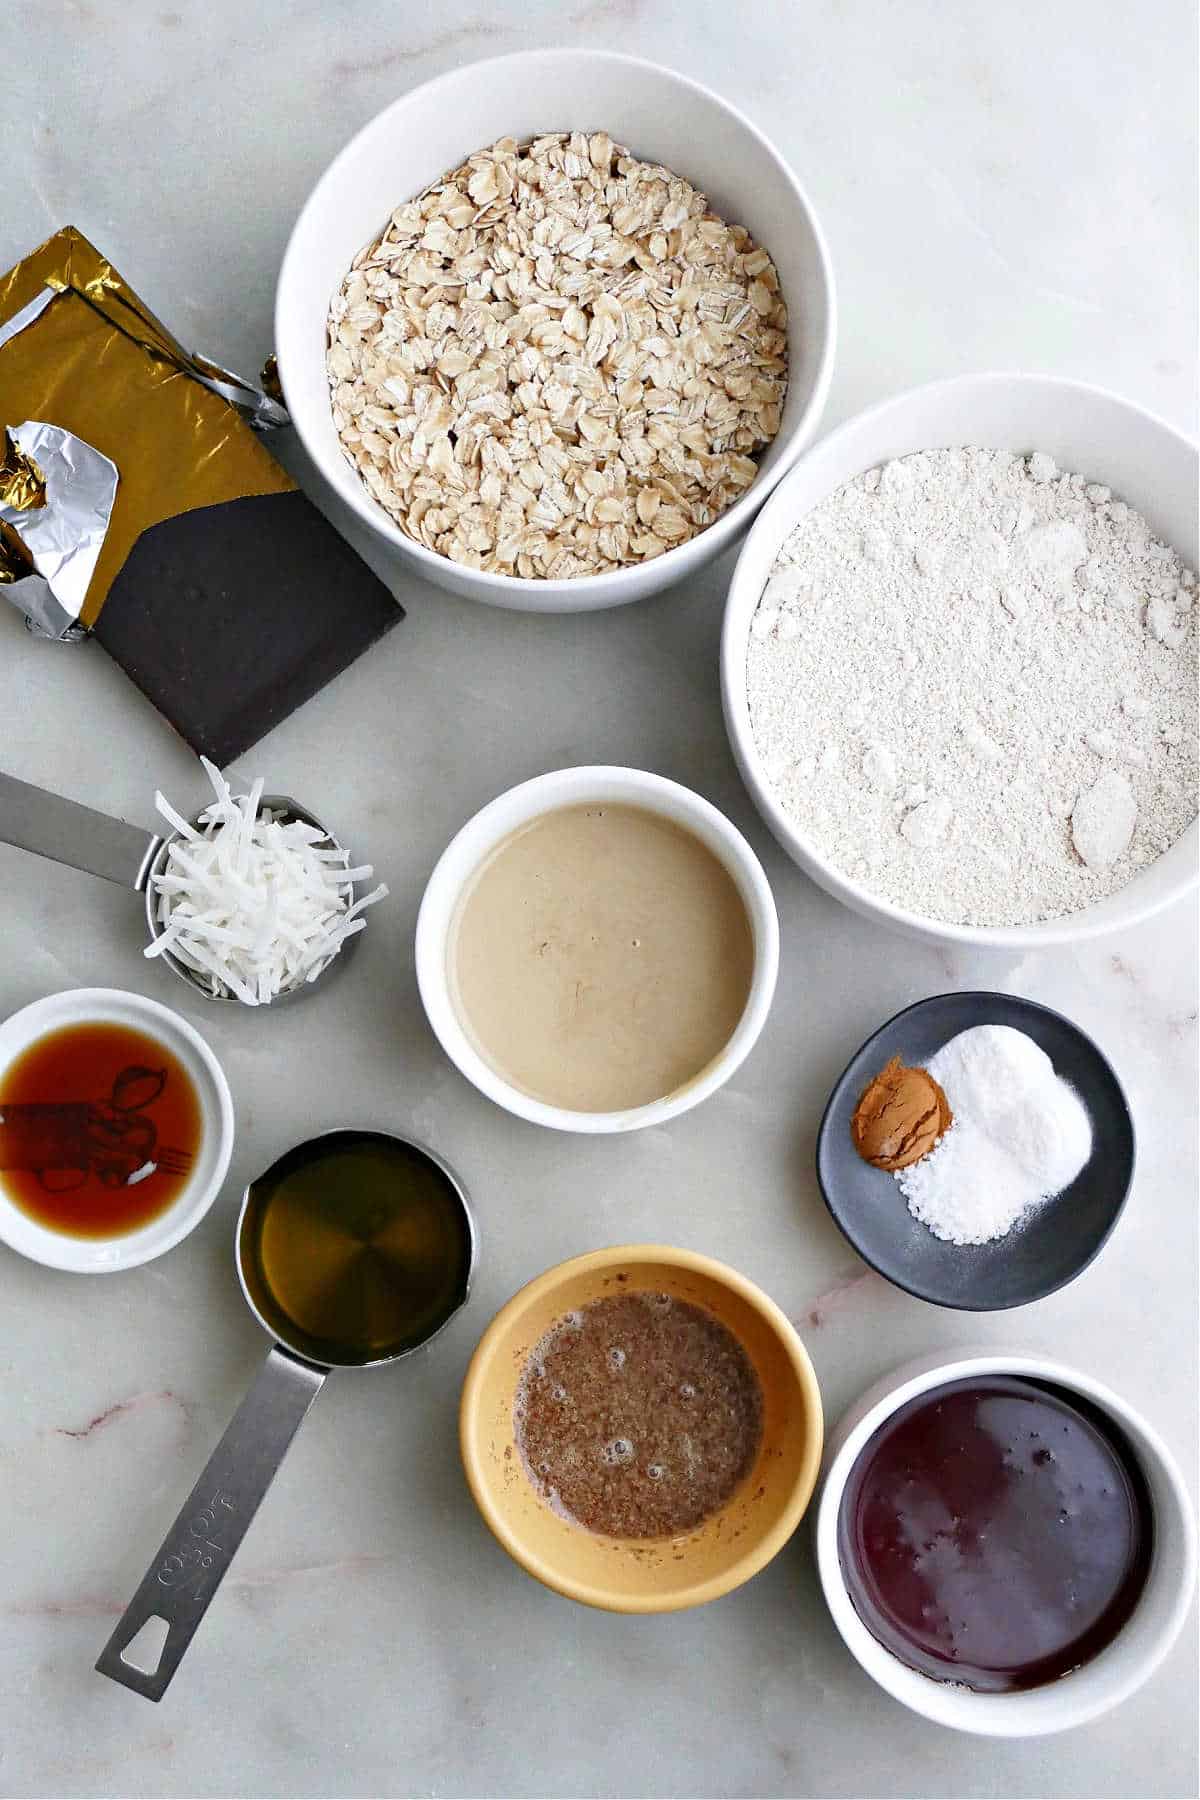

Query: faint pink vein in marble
[[8, 1591, 123, 1618], [8, 1555, 392, 1619], [230, 1553, 390, 1591], [333, 19, 507, 78], [802, 1266, 878, 1327], [52, 1389, 193, 1441], [570, 0, 645, 24], [37, 1732, 176, 1787], [1110, 952, 1196, 1036]]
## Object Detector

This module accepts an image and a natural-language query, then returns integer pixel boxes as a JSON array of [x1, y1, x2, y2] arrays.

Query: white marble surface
[[2, 3, 1196, 1795]]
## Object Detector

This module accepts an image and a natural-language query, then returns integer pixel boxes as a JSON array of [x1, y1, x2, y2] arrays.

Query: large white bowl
[[414, 766, 779, 1132], [276, 49, 836, 613], [721, 374, 1199, 949], [815, 1350, 1197, 1737]]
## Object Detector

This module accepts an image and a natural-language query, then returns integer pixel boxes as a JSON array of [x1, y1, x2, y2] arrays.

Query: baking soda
[[897, 1025, 1092, 1245]]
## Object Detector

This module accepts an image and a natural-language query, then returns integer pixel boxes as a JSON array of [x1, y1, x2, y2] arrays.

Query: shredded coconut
[[896, 1025, 1093, 1245], [146, 759, 387, 1005], [746, 448, 1198, 925]]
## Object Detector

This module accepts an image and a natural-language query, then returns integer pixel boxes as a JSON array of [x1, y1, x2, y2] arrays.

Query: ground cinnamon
[[851, 1055, 951, 1171]]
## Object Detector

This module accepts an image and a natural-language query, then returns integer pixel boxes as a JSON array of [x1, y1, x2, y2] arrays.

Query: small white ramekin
[[722, 373, 1199, 950], [276, 48, 836, 613], [815, 1350, 1197, 1737], [415, 767, 779, 1132], [0, 988, 234, 1273]]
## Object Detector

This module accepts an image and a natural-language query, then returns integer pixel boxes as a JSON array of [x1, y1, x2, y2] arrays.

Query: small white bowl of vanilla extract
[[0, 988, 233, 1273]]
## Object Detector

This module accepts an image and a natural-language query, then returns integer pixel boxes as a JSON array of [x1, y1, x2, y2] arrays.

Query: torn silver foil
[[0, 421, 120, 641]]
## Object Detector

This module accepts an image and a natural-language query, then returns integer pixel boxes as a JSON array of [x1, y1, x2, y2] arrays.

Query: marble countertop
[[3, 3, 1196, 1795]]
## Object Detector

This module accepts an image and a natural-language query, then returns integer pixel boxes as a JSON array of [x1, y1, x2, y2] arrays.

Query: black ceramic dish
[[816, 992, 1135, 1311]]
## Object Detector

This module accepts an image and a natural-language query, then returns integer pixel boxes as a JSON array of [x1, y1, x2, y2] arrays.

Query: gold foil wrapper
[[260, 354, 285, 408], [0, 428, 46, 515], [0, 227, 291, 630]]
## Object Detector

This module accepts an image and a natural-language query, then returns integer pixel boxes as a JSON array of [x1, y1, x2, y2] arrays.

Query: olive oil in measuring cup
[[98, 1129, 475, 1700], [238, 1130, 474, 1365]]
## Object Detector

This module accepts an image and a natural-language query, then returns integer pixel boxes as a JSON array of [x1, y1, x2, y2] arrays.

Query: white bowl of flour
[[721, 374, 1198, 947]]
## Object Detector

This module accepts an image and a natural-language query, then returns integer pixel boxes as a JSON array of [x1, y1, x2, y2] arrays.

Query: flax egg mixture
[[838, 1376, 1153, 1692], [449, 804, 755, 1112], [0, 1021, 202, 1237], [515, 1290, 764, 1539]]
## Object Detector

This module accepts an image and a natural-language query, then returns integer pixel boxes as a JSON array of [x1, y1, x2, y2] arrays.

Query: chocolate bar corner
[[0, 226, 402, 767]]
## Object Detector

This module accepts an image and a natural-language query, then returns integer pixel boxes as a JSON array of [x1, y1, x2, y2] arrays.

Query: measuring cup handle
[[0, 768, 160, 890], [95, 1345, 326, 1701]]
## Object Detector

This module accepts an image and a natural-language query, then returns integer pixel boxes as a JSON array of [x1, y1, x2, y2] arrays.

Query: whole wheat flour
[[746, 449, 1198, 925]]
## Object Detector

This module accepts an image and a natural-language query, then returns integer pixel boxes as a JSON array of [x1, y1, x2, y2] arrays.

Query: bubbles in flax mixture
[[513, 1291, 763, 1539]]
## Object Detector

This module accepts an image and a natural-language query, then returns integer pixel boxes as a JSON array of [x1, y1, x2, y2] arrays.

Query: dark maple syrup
[[0, 1021, 203, 1238], [838, 1375, 1153, 1693]]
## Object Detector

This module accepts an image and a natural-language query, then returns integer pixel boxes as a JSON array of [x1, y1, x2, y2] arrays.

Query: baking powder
[[897, 1025, 1093, 1246]]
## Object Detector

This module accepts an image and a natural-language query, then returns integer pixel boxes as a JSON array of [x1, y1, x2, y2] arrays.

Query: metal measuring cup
[[95, 1129, 477, 1701], [0, 769, 361, 1004]]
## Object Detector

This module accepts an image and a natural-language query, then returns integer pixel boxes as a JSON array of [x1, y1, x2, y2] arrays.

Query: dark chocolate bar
[[93, 491, 402, 767]]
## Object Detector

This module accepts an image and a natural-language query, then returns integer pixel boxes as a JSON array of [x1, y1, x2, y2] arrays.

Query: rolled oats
[[327, 132, 788, 579]]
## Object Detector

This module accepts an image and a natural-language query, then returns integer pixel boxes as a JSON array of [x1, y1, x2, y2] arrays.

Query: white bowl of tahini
[[275, 48, 835, 612], [721, 374, 1198, 950], [414, 767, 779, 1133]]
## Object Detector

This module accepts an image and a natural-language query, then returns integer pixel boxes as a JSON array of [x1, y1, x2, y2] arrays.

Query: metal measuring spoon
[[95, 1129, 477, 1701], [0, 769, 361, 1004]]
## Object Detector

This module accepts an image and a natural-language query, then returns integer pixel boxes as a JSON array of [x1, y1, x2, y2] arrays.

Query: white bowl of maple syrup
[[0, 988, 234, 1273]]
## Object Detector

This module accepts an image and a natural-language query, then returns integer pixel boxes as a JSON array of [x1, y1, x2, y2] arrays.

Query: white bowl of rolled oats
[[276, 50, 835, 610]]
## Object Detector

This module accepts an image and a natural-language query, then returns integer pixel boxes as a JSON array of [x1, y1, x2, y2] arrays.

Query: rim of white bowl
[[815, 1350, 1198, 1736], [721, 371, 1200, 948], [276, 47, 837, 609], [0, 988, 235, 1273], [414, 766, 780, 1133]]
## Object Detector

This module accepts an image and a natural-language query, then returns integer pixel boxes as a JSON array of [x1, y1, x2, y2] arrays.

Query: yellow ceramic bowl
[[460, 1245, 823, 1612]]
